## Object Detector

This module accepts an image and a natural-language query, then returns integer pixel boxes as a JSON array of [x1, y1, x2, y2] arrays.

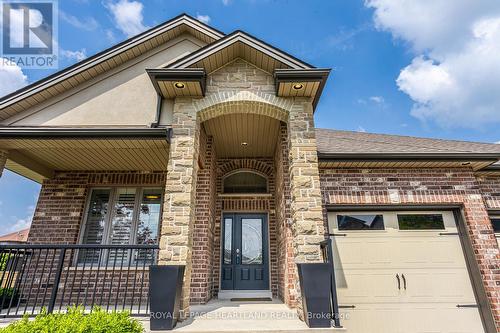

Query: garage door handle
[[439, 232, 459, 236], [396, 274, 401, 290], [338, 305, 356, 309], [457, 304, 478, 308], [401, 274, 406, 290]]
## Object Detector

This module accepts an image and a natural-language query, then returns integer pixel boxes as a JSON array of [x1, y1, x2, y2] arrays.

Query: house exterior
[[0, 14, 499, 333], [0, 229, 29, 245]]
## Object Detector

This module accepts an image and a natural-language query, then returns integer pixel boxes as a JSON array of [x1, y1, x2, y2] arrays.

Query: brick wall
[[28, 171, 166, 244], [319, 167, 500, 330], [274, 122, 296, 307], [191, 128, 217, 304], [477, 175, 500, 209]]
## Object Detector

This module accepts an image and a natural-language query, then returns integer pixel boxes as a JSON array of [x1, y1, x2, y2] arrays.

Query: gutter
[[317, 152, 500, 162], [0, 127, 172, 142]]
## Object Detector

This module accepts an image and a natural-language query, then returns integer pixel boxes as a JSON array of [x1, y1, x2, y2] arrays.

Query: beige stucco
[[2, 34, 205, 127]]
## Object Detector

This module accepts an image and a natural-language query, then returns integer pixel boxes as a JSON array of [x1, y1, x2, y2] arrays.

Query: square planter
[[297, 263, 332, 328], [149, 265, 185, 331]]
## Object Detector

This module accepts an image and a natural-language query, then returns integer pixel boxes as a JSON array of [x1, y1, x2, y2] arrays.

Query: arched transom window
[[223, 171, 268, 194]]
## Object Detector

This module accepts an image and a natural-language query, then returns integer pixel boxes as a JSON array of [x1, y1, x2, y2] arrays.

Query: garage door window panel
[[397, 214, 445, 230], [337, 214, 385, 230]]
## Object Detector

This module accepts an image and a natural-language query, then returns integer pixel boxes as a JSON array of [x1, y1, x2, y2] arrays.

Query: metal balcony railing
[[0, 244, 159, 318]]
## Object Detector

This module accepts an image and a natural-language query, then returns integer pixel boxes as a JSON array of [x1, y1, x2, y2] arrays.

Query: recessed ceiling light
[[174, 82, 185, 89], [293, 83, 304, 90], [461, 162, 471, 166], [241, 142, 248, 146]]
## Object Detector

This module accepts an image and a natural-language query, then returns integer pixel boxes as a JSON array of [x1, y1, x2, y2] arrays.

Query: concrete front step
[[141, 299, 346, 333]]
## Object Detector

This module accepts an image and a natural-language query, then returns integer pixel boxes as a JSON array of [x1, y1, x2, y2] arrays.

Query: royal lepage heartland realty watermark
[[1, 0, 58, 69]]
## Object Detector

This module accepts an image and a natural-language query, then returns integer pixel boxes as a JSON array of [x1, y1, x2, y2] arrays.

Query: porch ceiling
[[0, 129, 170, 182], [203, 113, 280, 158]]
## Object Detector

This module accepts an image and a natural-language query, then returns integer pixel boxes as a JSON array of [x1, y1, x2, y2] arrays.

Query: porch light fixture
[[241, 142, 248, 146], [145, 195, 160, 199], [174, 82, 185, 89], [293, 83, 304, 90], [461, 162, 471, 166]]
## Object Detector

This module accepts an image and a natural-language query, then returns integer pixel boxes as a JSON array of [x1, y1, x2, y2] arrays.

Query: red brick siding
[[319, 167, 500, 330], [274, 122, 296, 307], [477, 175, 500, 210], [28, 171, 166, 244], [191, 129, 217, 304]]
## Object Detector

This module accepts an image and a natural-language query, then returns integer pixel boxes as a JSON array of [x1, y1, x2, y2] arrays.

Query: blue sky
[[1, 0, 500, 234]]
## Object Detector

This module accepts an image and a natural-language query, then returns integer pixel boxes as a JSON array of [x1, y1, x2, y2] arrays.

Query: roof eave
[[0, 127, 172, 142], [317, 152, 500, 162]]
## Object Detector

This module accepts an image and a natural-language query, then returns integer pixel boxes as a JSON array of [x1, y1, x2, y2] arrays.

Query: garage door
[[328, 210, 485, 333]]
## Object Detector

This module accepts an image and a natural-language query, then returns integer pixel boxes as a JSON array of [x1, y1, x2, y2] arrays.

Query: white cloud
[[7, 205, 35, 233], [196, 14, 211, 24], [369, 96, 385, 104], [495, 141, 500, 144], [61, 49, 87, 62], [222, 0, 231, 5], [0, 58, 28, 97], [356, 126, 367, 133], [105, 0, 149, 37], [365, 0, 500, 128], [60, 10, 99, 31]]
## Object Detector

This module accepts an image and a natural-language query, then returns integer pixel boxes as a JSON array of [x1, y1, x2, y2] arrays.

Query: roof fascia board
[[317, 152, 500, 161], [168, 31, 313, 71], [146, 68, 207, 96], [274, 68, 331, 108], [0, 127, 171, 141], [0, 14, 223, 110]]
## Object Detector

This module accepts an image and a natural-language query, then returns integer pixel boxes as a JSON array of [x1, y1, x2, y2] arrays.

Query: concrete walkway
[[141, 299, 345, 333]]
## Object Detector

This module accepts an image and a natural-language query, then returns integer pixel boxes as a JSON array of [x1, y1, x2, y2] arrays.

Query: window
[[397, 214, 445, 230], [79, 187, 162, 264], [337, 214, 384, 230], [491, 217, 500, 233], [223, 171, 267, 194]]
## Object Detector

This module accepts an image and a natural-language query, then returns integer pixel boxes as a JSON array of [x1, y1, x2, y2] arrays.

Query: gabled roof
[[316, 128, 500, 156], [166, 30, 315, 74], [0, 228, 29, 243], [0, 14, 224, 121]]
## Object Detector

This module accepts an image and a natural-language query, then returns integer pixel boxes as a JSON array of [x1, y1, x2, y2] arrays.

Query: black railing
[[0, 244, 159, 318], [320, 239, 341, 328]]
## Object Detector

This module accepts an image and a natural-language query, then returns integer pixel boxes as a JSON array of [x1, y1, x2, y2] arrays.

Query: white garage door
[[328, 210, 485, 333]]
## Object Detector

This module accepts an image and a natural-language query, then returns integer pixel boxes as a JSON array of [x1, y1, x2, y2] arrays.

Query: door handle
[[396, 274, 400, 290], [236, 248, 240, 264], [401, 274, 407, 290]]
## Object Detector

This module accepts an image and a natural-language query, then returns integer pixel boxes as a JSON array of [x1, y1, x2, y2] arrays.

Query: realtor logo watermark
[[1, 0, 58, 69]]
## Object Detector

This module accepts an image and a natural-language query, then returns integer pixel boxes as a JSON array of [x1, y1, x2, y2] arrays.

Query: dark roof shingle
[[315, 128, 500, 156]]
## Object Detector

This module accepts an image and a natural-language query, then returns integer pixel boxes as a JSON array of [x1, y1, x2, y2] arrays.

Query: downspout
[[151, 93, 163, 128]]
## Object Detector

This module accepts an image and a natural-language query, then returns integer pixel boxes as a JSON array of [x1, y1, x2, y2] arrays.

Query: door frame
[[325, 204, 496, 333], [219, 212, 271, 292]]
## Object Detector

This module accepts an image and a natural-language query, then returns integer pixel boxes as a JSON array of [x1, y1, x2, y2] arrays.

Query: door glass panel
[[241, 218, 263, 264], [136, 189, 162, 263], [224, 218, 232, 264], [79, 189, 110, 264], [337, 214, 384, 230], [108, 188, 136, 263], [397, 214, 445, 230]]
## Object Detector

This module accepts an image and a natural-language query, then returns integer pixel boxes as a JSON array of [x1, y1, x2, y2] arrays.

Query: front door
[[221, 213, 269, 290]]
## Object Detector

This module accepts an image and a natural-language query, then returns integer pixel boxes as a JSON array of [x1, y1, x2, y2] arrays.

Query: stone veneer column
[[287, 100, 325, 314], [158, 99, 200, 315], [0, 150, 7, 178]]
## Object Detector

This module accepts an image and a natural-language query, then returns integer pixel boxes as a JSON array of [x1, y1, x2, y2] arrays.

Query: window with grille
[[79, 187, 162, 264]]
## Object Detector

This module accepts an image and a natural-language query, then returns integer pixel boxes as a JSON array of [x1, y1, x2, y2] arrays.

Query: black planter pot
[[297, 263, 332, 328], [149, 265, 185, 331]]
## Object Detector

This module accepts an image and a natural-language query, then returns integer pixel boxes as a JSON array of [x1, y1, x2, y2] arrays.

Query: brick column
[[0, 150, 7, 178], [159, 99, 200, 314], [287, 101, 325, 315]]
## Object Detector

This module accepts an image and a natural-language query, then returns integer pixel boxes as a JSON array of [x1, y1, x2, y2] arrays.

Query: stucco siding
[[3, 35, 205, 127]]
